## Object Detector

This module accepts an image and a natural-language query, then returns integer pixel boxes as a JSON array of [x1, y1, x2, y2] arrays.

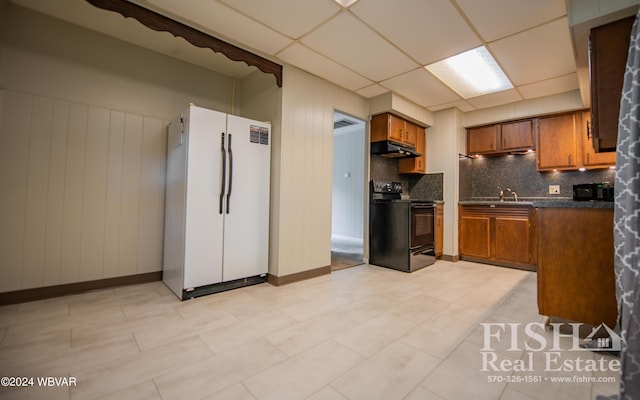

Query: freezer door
[[182, 106, 227, 289], [222, 115, 271, 281]]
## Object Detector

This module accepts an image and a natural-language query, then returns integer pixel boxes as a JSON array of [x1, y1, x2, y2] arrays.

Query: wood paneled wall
[[273, 66, 368, 278], [0, 90, 167, 292]]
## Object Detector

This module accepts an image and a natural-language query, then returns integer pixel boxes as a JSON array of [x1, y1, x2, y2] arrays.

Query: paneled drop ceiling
[[12, 0, 582, 112]]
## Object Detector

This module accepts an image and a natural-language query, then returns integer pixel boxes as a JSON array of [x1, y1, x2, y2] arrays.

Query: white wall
[[0, 4, 240, 292], [273, 65, 368, 277], [426, 108, 466, 257], [332, 125, 365, 240]]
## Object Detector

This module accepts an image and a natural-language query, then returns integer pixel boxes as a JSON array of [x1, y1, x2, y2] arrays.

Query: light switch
[[549, 185, 560, 194]]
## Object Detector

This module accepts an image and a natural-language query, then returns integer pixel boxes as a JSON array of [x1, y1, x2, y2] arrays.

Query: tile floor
[[0, 260, 619, 400]]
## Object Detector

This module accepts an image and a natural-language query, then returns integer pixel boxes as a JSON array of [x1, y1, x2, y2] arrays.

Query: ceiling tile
[[277, 44, 373, 91], [145, 0, 292, 55], [356, 84, 388, 98], [428, 100, 476, 112], [351, 0, 481, 65], [301, 12, 418, 82], [466, 89, 523, 109], [457, 0, 566, 42], [489, 17, 576, 86], [380, 68, 461, 108], [517, 73, 579, 99], [217, 0, 340, 39]]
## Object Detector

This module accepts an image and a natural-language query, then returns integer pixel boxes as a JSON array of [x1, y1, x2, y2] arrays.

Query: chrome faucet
[[505, 188, 518, 201], [498, 187, 505, 201]]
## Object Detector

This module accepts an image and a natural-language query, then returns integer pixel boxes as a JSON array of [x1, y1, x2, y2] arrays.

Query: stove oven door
[[410, 203, 435, 270], [411, 204, 435, 249]]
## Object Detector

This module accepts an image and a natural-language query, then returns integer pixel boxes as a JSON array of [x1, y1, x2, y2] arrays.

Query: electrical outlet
[[549, 185, 560, 194]]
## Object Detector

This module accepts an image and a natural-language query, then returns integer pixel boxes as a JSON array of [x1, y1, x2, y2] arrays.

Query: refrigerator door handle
[[219, 132, 226, 214], [226, 133, 233, 214]]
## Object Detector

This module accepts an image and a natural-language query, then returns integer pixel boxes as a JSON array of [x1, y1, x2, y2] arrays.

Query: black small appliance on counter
[[369, 180, 435, 272], [573, 183, 614, 201]]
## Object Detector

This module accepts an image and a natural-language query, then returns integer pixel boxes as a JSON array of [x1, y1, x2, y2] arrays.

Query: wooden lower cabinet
[[495, 217, 530, 264], [435, 204, 444, 258], [459, 205, 536, 271], [537, 207, 617, 327], [459, 216, 490, 258]]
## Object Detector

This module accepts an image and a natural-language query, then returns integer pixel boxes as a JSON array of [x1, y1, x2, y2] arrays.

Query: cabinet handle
[[587, 153, 590, 164], [568, 154, 573, 165], [586, 120, 591, 140], [503, 138, 506, 148]]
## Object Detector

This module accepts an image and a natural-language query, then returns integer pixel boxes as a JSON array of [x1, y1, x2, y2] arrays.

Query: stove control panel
[[371, 180, 402, 194]]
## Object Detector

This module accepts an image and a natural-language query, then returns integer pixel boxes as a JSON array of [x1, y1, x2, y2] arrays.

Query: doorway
[[331, 111, 366, 271]]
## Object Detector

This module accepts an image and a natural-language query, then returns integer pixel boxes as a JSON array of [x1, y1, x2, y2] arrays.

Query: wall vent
[[334, 119, 357, 129]]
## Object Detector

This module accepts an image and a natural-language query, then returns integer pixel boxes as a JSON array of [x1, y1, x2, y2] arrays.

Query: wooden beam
[[85, 0, 283, 87]]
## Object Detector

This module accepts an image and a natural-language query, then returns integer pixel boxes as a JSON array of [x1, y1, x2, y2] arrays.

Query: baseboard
[[0, 271, 162, 305], [268, 265, 331, 286], [441, 254, 459, 262]]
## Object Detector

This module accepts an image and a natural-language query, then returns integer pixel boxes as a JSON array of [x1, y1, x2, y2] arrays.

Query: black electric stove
[[369, 180, 435, 272]]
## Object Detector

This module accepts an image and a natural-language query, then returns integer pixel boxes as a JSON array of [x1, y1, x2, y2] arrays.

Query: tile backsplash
[[370, 155, 444, 201], [459, 153, 616, 199]]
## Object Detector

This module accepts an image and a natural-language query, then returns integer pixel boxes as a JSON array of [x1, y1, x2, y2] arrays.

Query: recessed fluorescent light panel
[[425, 46, 513, 98], [334, 0, 359, 6]]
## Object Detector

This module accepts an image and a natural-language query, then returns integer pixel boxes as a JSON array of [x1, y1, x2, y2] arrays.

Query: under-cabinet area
[[459, 204, 536, 271]]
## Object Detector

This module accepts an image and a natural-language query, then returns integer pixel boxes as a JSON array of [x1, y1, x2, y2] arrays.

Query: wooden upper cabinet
[[590, 16, 635, 152], [467, 124, 499, 154], [581, 111, 616, 167], [398, 125, 426, 174], [467, 120, 533, 155], [536, 110, 615, 171], [501, 120, 534, 151], [536, 112, 578, 171], [371, 112, 416, 145]]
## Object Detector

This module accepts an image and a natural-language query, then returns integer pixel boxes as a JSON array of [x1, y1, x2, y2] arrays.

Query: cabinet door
[[398, 125, 426, 174], [459, 216, 490, 258], [495, 217, 530, 264], [403, 120, 418, 147], [371, 113, 404, 143], [467, 125, 499, 154], [536, 113, 578, 170], [435, 205, 443, 257], [591, 16, 635, 152], [389, 114, 405, 143], [581, 111, 616, 167], [501, 120, 533, 151]]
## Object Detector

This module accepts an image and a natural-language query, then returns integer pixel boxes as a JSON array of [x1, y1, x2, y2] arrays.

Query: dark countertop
[[459, 198, 614, 209]]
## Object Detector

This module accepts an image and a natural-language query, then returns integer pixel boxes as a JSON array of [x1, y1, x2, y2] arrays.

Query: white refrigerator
[[163, 105, 271, 300]]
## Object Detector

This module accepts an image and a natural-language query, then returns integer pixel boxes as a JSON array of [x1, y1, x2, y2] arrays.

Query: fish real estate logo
[[480, 322, 622, 373]]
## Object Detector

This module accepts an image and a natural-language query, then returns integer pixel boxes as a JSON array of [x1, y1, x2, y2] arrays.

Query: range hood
[[370, 140, 421, 158]]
